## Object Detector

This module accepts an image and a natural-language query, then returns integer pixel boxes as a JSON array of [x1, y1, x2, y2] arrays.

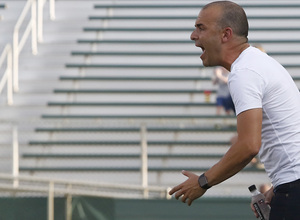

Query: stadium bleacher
[[1, 1, 299, 199], [1, 1, 300, 219]]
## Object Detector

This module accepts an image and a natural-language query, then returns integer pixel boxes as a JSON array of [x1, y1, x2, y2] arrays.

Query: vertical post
[[140, 124, 149, 198], [49, 0, 55, 20], [12, 126, 19, 187], [66, 184, 72, 220], [66, 194, 72, 220], [107, 8, 114, 17], [48, 181, 54, 220], [37, 0, 44, 43], [31, 0, 38, 55], [6, 46, 13, 105], [13, 30, 19, 92]]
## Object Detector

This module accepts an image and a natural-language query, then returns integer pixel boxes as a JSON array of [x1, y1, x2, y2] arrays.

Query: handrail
[[0, 173, 170, 220], [37, 0, 45, 43], [13, 0, 37, 92], [0, 44, 13, 105], [13, 0, 55, 93], [7, 123, 168, 219], [38, 0, 56, 43], [0, 173, 169, 197], [49, 0, 55, 20]]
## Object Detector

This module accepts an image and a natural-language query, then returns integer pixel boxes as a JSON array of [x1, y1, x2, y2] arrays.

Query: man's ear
[[222, 27, 233, 42]]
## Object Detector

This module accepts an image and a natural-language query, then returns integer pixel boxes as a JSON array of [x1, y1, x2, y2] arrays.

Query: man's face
[[190, 7, 223, 67]]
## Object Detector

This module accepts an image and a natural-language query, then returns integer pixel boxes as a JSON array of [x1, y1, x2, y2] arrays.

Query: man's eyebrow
[[195, 23, 204, 28]]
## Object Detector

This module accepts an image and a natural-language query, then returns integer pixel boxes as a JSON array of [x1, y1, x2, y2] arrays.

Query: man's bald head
[[202, 1, 249, 40]]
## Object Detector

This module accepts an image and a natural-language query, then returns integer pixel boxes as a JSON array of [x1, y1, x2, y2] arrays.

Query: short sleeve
[[228, 69, 264, 116]]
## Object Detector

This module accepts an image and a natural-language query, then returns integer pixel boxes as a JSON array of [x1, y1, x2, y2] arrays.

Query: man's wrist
[[198, 173, 211, 190]]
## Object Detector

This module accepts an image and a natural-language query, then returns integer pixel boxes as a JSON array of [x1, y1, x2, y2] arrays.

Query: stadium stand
[[0, 1, 299, 219], [1, 1, 300, 200], [93, 3, 300, 8]]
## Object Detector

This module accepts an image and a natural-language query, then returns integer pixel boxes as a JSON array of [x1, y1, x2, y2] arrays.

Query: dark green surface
[[89, 15, 300, 20], [94, 3, 300, 8], [83, 27, 300, 32], [59, 75, 300, 81], [0, 195, 255, 219], [77, 39, 300, 44], [114, 197, 255, 220], [34, 126, 237, 132], [19, 166, 263, 173], [47, 101, 216, 107], [53, 88, 217, 93], [41, 114, 236, 119], [0, 197, 65, 220], [28, 140, 231, 146], [59, 76, 212, 81], [71, 51, 300, 56], [65, 63, 300, 69]]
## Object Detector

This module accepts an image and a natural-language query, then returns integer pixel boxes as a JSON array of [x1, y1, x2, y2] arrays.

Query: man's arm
[[205, 108, 262, 186], [169, 108, 262, 205]]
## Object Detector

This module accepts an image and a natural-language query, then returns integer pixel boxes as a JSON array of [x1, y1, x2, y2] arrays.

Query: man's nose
[[190, 30, 196, 41]]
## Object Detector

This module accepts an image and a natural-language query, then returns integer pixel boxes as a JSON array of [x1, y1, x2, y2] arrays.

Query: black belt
[[274, 179, 300, 193]]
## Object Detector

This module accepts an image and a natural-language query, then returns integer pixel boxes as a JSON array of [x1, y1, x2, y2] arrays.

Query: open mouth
[[199, 46, 205, 59]]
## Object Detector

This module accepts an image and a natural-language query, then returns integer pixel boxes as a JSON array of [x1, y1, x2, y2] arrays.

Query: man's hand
[[250, 186, 273, 218], [168, 170, 207, 206], [264, 186, 274, 205]]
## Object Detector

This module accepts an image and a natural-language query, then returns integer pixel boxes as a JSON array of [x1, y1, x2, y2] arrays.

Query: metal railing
[[13, 0, 37, 92], [0, 173, 170, 220], [2, 2, 169, 219], [38, 0, 55, 43], [10, 124, 154, 197], [0, 44, 13, 105], [0, 0, 55, 102], [8, 123, 169, 219]]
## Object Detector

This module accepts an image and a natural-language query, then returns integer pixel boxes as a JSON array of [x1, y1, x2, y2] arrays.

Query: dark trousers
[[270, 179, 300, 220]]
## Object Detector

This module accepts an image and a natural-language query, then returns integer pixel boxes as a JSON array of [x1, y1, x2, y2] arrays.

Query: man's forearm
[[205, 141, 257, 187], [205, 109, 263, 187]]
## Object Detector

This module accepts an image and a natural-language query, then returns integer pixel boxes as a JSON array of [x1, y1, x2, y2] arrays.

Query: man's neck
[[223, 42, 250, 71]]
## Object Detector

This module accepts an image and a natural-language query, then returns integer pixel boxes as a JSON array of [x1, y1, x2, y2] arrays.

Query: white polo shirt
[[228, 46, 300, 188]]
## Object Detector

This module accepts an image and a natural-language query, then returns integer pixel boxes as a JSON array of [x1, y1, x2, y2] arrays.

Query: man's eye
[[196, 25, 204, 30]]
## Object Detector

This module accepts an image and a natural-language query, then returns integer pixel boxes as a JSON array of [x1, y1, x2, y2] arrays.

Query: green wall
[[0, 197, 65, 220], [0, 196, 255, 220]]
